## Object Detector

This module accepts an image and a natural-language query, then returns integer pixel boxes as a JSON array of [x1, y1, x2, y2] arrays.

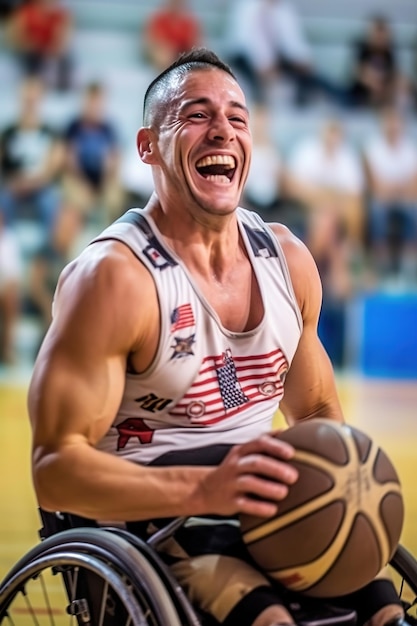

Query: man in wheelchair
[[26, 47, 408, 626]]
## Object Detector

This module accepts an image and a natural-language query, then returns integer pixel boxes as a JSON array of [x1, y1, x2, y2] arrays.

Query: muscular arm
[[271, 224, 344, 424], [29, 240, 297, 522]]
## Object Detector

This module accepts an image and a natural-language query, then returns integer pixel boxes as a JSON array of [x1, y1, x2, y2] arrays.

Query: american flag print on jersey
[[170, 347, 288, 425], [171, 304, 195, 332], [216, 349, 249, 409]]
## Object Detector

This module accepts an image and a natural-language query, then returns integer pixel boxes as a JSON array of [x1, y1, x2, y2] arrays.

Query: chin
[[199, 192, 240, 215], [203, 202, 238, 217]]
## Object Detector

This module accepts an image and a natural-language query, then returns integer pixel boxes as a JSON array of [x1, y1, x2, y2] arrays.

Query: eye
[[189, 112, 206, 119], [230, 116, 246, 124]]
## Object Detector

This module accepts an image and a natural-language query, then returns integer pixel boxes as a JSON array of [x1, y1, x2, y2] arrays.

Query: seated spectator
[[284, 118, 365, 255], [224, 0, 345, 108], [0, 76, 64, 232], [283, 119, 364, 366], [363, 107, 417, 282], [142, 0, 202, 73], [25, 201, 83, 355], [6, 0, 73, 91], [62, 82, 125, 226], [347, 15, 411, 110], [0, 208, 22, 365], [316, 227, 354, 370]]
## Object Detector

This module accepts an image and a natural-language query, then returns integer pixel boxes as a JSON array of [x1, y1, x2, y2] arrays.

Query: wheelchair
[[1, 509, 417, 626]]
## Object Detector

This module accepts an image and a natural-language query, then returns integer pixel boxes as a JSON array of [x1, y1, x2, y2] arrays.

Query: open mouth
[[195, 155, 236, 184]]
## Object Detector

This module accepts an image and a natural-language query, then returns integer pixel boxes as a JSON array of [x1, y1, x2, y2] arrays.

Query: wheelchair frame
[[1, 511, 416, 626]]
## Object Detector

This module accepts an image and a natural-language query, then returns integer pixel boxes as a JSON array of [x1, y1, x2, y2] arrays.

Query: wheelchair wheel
[[0, 550, 145, 625], [389, 545, 417, 623], [0, 528, 191, 625]]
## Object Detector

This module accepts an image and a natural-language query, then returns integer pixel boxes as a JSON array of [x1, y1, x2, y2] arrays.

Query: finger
[[237, 434, 295, 460], [237, 473, 290, 502], [237, 453, 299, 485], [262, 433, 296, 458], [235, 495, 279, 519]]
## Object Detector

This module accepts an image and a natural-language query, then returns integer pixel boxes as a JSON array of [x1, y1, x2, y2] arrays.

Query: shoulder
[[58, 239, 154, 302], [269, 223, 322, 323], [54, 239, 157, 346]]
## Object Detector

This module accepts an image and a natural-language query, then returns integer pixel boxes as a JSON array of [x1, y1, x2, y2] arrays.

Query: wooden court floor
[[0, 375, 416, 584]]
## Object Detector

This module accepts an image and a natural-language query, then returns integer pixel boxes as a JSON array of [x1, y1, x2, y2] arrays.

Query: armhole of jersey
[[240, 208, 303, 334]]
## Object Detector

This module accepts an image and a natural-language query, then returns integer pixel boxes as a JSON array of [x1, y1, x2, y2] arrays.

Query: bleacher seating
[[0, 0, 416, 374]]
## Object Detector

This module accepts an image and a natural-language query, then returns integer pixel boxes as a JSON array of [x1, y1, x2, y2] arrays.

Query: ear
[[137, 127, 158, 164]]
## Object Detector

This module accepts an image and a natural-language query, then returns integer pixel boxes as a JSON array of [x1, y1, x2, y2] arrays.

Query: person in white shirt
[[284, 119, 365, 367], [363, 107, 417, 280], [285, 118, 365, 256], [224, 0, 344, 107]]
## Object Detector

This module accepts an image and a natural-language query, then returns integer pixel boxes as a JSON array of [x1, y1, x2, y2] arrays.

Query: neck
[[144, 196, 244, 282]]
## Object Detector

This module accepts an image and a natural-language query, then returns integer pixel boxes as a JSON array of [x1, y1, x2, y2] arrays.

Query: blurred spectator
[[0, 76, 64, 232], [363, 107, 417, 282], [347, 15, 412, 110], [62, 82, 125, 226], [283, 119, 364, 366], [317, 231, 354, 370], [25, 201, 83, 353], [284, 118, 365, 255], [224, 0, 345, 107], [243, 106, 284, 215], [141, 0, 202, 73], [0, 209, 22, 365], [5, 0, 73, 91]]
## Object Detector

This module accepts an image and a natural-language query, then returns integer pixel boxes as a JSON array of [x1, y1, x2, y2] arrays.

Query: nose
[[207, 113, 235, 143]]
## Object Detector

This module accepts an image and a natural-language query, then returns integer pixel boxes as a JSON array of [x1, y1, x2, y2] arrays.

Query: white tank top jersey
[[90, 207, 303, 465]]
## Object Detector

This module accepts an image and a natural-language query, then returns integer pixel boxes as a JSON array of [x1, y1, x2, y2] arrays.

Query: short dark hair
[[142, 47, 236, 126]]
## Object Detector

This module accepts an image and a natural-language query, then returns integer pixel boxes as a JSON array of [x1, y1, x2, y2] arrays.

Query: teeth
[[206, 174, 231, 184], [196, 155, 236, 169]]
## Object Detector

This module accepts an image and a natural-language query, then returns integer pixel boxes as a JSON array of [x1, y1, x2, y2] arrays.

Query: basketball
[[240, 418, 404, 597]]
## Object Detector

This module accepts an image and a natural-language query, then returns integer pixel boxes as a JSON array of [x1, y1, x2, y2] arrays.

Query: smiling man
[[28, 49, 405, 626]]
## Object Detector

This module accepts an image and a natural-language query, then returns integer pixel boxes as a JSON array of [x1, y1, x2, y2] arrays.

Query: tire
[[0, 528, 186, 625], [0, 550, 146, 625]]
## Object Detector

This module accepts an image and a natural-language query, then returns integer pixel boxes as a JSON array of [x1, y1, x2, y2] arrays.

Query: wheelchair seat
[[1, 508, 416, 626]]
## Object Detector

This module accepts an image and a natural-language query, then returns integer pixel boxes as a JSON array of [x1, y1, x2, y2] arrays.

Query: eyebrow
[[180, 97, 249, 115]]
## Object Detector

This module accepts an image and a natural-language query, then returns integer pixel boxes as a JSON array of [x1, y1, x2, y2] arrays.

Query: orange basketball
[[240, 418, 404, 597]]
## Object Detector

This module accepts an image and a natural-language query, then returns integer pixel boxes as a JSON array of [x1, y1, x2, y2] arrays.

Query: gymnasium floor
[[0, 374, 416, 585]]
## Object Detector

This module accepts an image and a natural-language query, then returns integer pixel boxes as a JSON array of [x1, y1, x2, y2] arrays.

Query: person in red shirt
[[7, 0, 73, 90], [142, 0, 202, 72]]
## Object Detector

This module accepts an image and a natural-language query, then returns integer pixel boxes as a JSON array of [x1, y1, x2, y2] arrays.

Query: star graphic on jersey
[[170, 334, 195, 359]]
